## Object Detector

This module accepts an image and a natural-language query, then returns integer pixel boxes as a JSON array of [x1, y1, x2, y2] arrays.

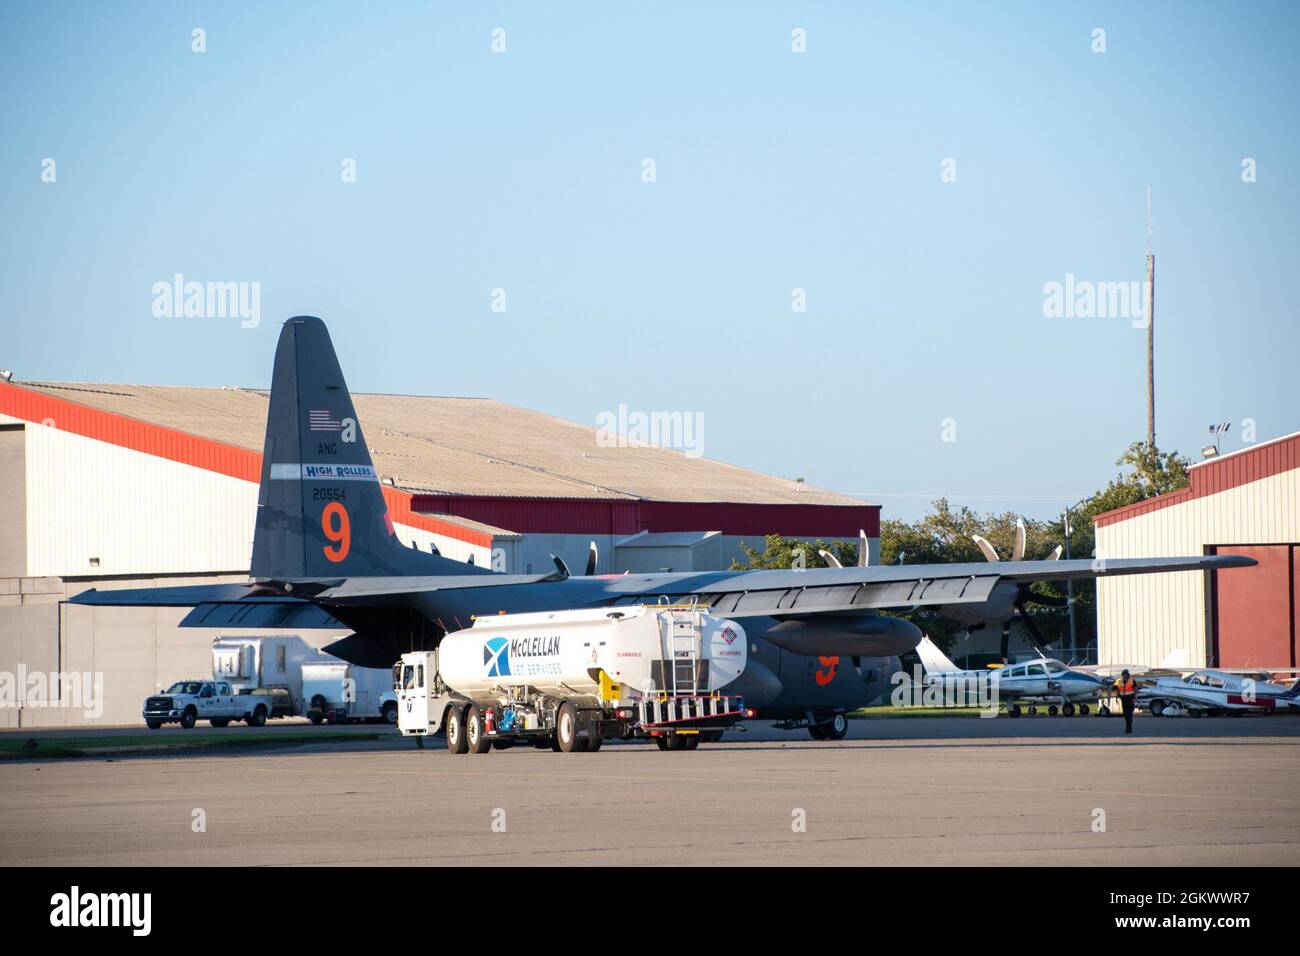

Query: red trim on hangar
[[1094, 431, 1300, 528], [409, 495, 881, 538], [0, 380, 490, 548]]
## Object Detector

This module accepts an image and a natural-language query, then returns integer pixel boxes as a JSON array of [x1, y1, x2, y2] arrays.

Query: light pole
[[1063, 495, 1094, 661]]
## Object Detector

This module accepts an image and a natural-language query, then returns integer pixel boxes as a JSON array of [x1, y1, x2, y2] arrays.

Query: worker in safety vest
[[1113, 669, 1137, 734]]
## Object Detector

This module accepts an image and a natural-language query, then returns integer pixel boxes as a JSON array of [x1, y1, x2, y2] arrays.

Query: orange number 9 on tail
[[322, 501, 351, 563]]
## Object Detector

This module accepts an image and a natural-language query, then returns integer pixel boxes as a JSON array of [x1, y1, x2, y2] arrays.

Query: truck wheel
[[808, 725, 827, 740], [249, 706, 267, 727], [145, 720, 162, 730], [556, 702, 583, 753], [665, 734, 687, 751], [466, 706, 493, 755], [382, 702, 398, 725], [308, 713, 323, 725], [683, 736, 700, 750], [210, 719, 229, 728], [586, 737, 602, 752], [180, 708, 197, 729], [446, 707, 469, 754], [654, 736, 670, 751]]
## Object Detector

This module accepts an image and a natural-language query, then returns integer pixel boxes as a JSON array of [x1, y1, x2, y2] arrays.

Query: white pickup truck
[[143, 680, 276, 729]]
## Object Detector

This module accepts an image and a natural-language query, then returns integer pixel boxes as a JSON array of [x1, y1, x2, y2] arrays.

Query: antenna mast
[[1146, 186, 1156, 448]]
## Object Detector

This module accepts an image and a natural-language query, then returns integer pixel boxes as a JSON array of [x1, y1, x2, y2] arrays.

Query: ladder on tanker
[[663, 608, 703, 697]]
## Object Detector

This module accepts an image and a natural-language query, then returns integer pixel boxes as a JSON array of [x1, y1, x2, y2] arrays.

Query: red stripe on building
[[0, 380, 488, 548], [1095, 431, 1299, 528]]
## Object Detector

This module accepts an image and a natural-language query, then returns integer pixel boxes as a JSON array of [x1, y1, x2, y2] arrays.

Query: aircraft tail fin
[[250, 316, 488, 581], [915, 636, 962, 675]]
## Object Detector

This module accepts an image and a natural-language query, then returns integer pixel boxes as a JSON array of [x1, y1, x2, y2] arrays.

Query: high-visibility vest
[[1116, 678, 1136, 695]]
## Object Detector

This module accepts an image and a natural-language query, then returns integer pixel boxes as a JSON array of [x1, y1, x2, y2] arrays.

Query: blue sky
[[2, 1, 1296, 521]]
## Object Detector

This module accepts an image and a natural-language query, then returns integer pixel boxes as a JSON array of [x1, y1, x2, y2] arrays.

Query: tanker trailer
[[396, 604, 749, 753]]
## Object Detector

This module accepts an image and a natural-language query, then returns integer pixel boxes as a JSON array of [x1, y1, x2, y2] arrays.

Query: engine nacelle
[[763, 614, 922, 658]]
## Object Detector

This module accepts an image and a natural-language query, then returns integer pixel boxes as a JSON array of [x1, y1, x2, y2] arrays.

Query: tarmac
[[2, 715, 1298, 866]]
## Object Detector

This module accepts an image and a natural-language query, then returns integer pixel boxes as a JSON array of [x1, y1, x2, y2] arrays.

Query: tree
[[730, 534, 857, 571], [1033, 441, 1191, 651]]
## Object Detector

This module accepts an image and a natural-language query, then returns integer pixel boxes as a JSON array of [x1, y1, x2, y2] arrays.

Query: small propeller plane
[[914, 636, 1107, 716], [1137, 669, 1300, 717]]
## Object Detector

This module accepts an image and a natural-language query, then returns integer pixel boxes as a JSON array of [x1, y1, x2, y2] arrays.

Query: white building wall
[[392, 522, 491, 567], [1096, 468, 1299, 669], [25, 422, 257, 577], [21, 422, 489, 577]]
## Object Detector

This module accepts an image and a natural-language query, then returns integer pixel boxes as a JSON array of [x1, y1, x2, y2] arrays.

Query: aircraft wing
[[69, 582, 265, 606], [68, 554, 1253, 619], [679, 554, 1254, 618]]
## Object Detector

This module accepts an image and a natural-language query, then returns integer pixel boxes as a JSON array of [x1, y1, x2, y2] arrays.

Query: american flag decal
[[309, 409, 342, 432]]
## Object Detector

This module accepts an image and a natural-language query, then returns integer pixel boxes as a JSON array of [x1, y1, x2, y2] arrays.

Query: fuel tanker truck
[[395, 604, 749, 753]]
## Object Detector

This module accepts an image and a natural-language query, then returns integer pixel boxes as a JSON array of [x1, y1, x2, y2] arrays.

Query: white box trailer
[[211, 635, 395, 723], [397, 604, 749, 753], [301, 660, 398, 725]]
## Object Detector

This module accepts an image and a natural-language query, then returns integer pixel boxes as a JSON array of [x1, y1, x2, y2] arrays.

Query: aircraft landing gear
[[1079, 704, 1090, 716], [1028, 705, 1038, 716], [1062, 702, 1075, 717], [1047, 705, 1059, 716], [805, 713, 848, 740], [1007, 704, 1022, 718]]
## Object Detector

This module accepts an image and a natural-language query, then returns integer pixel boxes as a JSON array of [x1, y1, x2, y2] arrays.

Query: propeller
[[584, 541, 598, 576], [550, 553, 570, 578], [818, 529, 870, 569], [969, 518, 1071, 662]]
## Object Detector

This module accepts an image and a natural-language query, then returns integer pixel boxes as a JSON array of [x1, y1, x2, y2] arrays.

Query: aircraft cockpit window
[[1026, 664, 1046, 677], [1045, 661, 1067, 674]]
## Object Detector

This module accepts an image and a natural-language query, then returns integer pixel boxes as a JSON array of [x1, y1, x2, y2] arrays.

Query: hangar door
[[1210, 545, 1298, 668]]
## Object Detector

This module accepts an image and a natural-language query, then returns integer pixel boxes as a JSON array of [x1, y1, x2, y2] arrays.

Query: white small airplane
[[1137, 669, 1300, 717], [914, 636, 1107, 717]]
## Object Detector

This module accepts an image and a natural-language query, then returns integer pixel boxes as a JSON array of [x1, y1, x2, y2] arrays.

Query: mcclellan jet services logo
[[484, 637, 511, 677]]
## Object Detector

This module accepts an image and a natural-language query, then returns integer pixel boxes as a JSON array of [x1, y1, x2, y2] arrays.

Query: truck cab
[[396, 653, 436, 734]]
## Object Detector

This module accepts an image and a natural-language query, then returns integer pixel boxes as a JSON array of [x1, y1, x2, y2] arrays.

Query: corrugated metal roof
[[13, 381, 866, 507]]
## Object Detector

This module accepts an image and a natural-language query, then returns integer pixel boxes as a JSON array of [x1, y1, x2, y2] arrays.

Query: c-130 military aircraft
[[72, 317, 1254, 740]]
